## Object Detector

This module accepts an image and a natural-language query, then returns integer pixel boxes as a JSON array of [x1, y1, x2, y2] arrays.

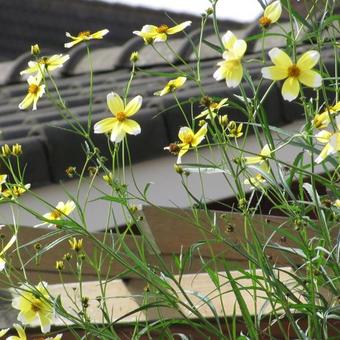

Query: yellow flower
[[261, 48, 322, 101], [94, 92, 142, 143], [18, 76, 45, 111], [12, 281, 54, 333], [334, 199, 340, 208], [20, 54, 70, 81], [39, 200, 76, 227], [315, 115, 340, 163], [313, 101, 340, 129], [244, 162, 270, 187], [227, 121, 243, 138], [0, 328, 9, 338], [0, 234, 17, 271], [213, 31, 247, 88], [243, 144, 271, 165], [64, 29, 109, 48], [1, 184, 30, 199], [5, 323, 26, 340], [259, 1, 282, 27], [133, 21, 191, 43], [154, 77, 187, 96], [196, 98, 228, 120], [176, 124, 207, 161], [69, 237, 83, 252]]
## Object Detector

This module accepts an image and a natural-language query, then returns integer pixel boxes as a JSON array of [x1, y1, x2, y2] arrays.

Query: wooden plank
[[139, 206, 333, 266], [44, 268, 297, 326]]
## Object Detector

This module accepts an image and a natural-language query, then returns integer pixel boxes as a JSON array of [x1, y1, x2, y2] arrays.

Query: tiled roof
[[0, 3, 338, 188]]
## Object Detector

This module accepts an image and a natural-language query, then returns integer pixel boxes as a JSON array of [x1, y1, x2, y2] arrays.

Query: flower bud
[[11, 143, 22, 156], [31, 44, 41, 56], [1, 144, 11, 157], [130, 51, 139, 63]]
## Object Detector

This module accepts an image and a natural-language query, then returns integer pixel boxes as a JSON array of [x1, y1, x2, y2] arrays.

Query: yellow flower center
[[116, 111, 126, 122], [182, 133, 194, 145], [78, 31, 91, 38], [31, 298, 43, 313], [156, 25, 169, 34], [259, 16, 272, 28], [50, 209, 62, 219], [28, 84, 39, 94], [288, 64, 301, 78], [210, 102, 219, 110]]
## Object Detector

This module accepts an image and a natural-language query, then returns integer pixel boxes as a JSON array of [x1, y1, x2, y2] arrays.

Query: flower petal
[[315, 143, 334, 163], [264, 0, 282, 23], [232, 39, 247, 58], [297, 50, 320, 70], [281, 77, 300, 101], [167, 21, 191, 35], [225, 62, 243, 88], [94, 117, 116, 134], [125, 95, 143, 116], [107, 92, 124, 114], [268, 48, 292, 68], [298, 69, 322, 88], [261, 66, 287, 80], [19, 93, 34, 110], [192, 124, 207, 147], [90, 29, 109, 39], [222, 30, 237, 50], [110, 122, 125, 143], [122, 119, 141, 135]]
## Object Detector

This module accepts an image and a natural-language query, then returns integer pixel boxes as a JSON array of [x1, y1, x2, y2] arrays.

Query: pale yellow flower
[[227, 121, 243, 138], [0, 234, 17, 271], [6, 324, 26, 340], [213, 31, 247, 88], [315, 115, 340, 163], [313, 101, 340, 129], [176, 124, 207, 162], [94, 92, 142, 143], [243, 144, 271, 165], [259, 0, 282, 27], [1, 184, 30, 199], [154, 77, 187, 96], [196, 98, 228, 120], [18, 76, 45, 111], [133, 21, 191, 43], [20, 54, 70, 81], [334, 199, 340, 208], [64, 29, 109, 48], [12, 281, 54, 333], [244, 162, 270, 187], [261, 48, 322, 101], [38, 200, 76, 227]]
